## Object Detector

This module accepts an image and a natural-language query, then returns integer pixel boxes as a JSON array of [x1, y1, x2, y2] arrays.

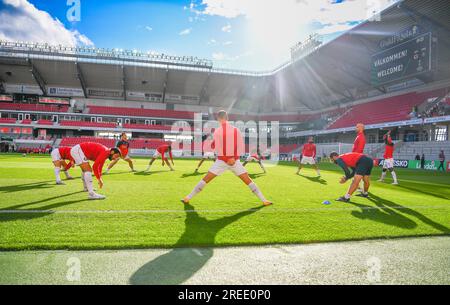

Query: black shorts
[[355, 156, 373, 176]]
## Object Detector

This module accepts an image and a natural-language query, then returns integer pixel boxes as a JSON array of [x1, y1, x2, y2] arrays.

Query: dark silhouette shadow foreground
[[299, 174, 327, 185], [349, 193, 450, 233], [129, 203, 263, 285]]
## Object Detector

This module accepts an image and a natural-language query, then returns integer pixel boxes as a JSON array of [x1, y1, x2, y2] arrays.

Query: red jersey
[[302, 142, 316, 158], [202, 140, 215, 153], [58, 147, 74, 170], [383, 136, 394, 159], [117, 140, 129, 157], [352, 132, 366, 153], [339, 152, 365, 168], [157, 144, 173, 162], [79, 142, 111, 180], [213, 121, 245, 162]]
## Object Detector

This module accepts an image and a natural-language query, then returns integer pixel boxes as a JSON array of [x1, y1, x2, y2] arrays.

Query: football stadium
[[0, 0, 449, 289]]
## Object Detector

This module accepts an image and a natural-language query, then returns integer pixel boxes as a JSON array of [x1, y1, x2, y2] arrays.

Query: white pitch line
[[0, 205, 449, 215]]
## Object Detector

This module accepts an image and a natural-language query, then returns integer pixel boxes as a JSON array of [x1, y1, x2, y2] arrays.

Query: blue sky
[[0, 0, 397, 71]]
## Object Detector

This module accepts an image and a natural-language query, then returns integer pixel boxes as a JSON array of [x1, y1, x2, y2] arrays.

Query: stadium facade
[[0, 0, 449, 166]]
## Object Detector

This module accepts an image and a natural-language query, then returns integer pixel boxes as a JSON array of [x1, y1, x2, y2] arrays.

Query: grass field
[[0, 153, 449, 250]]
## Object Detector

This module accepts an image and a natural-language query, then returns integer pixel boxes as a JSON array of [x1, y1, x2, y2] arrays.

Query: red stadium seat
[[328, 89, 447, 129], [87, 105, 195, 120], [60, 121, 117, 128]]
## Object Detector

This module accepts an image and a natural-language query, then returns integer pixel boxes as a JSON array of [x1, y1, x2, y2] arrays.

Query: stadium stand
[[0, 103, 69, 113], [123, 124, 173, 131], [0, 118, 17, 124], [59, 121, 117, 128], [60, 137, 116, 147], [37, 120, 54, 125], [87, 105, 195, 120], [328, 89, 449, 129], [21, 119, 32, 125]]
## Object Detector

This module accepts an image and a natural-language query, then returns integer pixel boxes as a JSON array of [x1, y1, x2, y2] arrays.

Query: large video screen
[[371, 32, 432, 86]]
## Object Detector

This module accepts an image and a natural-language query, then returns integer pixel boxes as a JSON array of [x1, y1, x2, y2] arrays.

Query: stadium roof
[[0, 0, 449, 112]]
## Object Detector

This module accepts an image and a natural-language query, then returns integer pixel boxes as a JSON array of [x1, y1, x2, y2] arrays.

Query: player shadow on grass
[[134, 170, 167, 176], [349, 193, 450, 233], [394, 183, 449, 201], [0, 181, 55, 193], [180, 172, 205, 178], [0, 191, 89, 222], [298, 175, 327, 185], [248, 173, 266, 180], [129, 203, 264, 285]]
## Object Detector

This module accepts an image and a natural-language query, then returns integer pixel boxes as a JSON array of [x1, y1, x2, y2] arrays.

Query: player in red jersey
[[50, 146, 74, 184], [182, 111, 272, 206], [145, 143, 174, 172], [352, 123, 366, 191], [70, 142, 121, 200], [243, 149, 266, 173], [330, 151, 374, 202], [296, 137, 320, 176], [378, 130, 398, 185], [104, 133, 136, 174], [194, 137, 215, 173], [352, 123, 366, 153]]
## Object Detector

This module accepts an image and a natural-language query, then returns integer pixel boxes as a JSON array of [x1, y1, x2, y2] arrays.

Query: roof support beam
[[400, 2, 450, 36], [28, 59, 47, 96], [122, 65, 127, 101], [199, 71, 211, 105], [162, 68, 169, 103], [75, 62, 88, 98]]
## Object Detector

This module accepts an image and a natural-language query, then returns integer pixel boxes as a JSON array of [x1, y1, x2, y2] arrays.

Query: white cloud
[[223, 41, 232, 46], [0, 0, 93, 46], [179, 28, 192, 36], [316, 22, 355, 35], [197, 0, 397, 68], [145, 26, 153, 32], [212, 51, 252, 62], [221, 24, 232, 33]]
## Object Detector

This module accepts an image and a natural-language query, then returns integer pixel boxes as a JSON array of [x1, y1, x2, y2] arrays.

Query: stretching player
[[296, 137, 320, 176], [70, 142, 121, 200], [194, 137, 215, 173], [378, 130, 399, 185], [243, 150, 266, 173], [352, 123, 366, 191], [104, 133, 136, 174], [145, 144, 174, 172], [50, 146, 74, 185], [330, 151, 373, 202], [182, 110, 272, 206]]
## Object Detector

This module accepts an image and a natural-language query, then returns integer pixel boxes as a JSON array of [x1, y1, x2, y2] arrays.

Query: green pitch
[[0, 154, 449, 250]]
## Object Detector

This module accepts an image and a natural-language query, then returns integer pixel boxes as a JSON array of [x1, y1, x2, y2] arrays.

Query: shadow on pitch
[[0, 181, 55, 193], [298, 174, 327, 185], [180, 172, 205, 178], [129, 203, 263, 285], [248, 173, 266, 180], [0, 191, 89, 222], [394, 182, 450, 201], [349, 193, 450, 233], [134, 170, 167, 176]]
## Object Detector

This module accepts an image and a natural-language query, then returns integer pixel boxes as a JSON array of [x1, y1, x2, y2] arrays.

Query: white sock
[[316, 169, 321, 176], [63, 170, 71, 178], [54, 167, 61, 183], [105, 168, 110, 173], [81, 174, 87, 190], [83, 171, 94, 195], [344, 193, 351, 199], [187, 180, 207, 200], [248, 182, 267, 202], [391, 171, 398, 183], [380, 172, 386, 181]]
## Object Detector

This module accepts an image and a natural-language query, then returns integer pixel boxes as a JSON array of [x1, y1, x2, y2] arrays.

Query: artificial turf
[[0, 154, 449, 250]]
